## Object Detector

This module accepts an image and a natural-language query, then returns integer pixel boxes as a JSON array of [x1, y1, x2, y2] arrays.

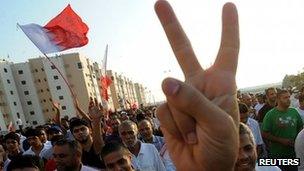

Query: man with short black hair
[[53, 139, 98, 171], [23, 128, 51, 157], [7, 155, 44, 171], [69, 101, 105, 169], [4, 132, 23, 160], [258, 87, 277, 123], [119, 120, 166, 171], [262, 90, 303, 171], [296, 94, 304, 123], [101, 142, 134, 171]]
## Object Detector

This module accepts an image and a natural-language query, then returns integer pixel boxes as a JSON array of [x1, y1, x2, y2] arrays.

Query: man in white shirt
[[235, 123, 281, 171], [296, 94, 304, 123], [295, 128, 304, 171], [254, 94, 265, 115], [53, 139, 99, 171], [239, 103, 264, 157], [23, 128, 51, 158], [119, 120, 166, 171]]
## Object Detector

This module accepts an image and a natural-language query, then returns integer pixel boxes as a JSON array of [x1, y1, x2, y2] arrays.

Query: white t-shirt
[[23, 144, 51, 158], [131, 142, 166, 171], [254, 103, 265, 115], [246, 118, 264, 145], [295, 129, 304, 171], [296, 107, 304, 124]]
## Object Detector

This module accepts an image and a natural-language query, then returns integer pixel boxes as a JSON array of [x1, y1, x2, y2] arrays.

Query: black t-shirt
[[82, 144, 105, 169], [258, 103, 275, 123]]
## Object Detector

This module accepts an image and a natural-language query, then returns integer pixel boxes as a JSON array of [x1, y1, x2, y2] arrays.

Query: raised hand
[[88, 98, 104, 121], [52, 101, 61, 111], [155, 1, 239, 170]]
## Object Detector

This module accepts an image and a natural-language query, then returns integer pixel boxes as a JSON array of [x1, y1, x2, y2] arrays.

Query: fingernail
[[163, 79, 180, 96], [187, 132, 197, 144]]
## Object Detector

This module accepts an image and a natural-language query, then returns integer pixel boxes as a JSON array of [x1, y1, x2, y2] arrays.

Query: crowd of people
[[1, 0, 304, 171]]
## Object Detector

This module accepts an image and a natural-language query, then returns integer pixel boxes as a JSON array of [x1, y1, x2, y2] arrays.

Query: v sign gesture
[[155, 1, 240, 170]]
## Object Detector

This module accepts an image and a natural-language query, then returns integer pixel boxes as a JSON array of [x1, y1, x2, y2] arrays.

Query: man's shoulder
[[255, 163, 281, 171], [141, 142, 159, 153]]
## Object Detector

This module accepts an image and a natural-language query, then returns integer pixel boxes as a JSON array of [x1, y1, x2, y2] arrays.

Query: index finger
[[155, 0, 202, 78]]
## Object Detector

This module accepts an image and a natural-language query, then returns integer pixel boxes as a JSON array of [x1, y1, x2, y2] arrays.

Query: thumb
[[162, 77, 232, 128]]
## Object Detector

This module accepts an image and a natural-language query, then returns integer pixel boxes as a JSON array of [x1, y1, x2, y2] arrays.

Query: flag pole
[[43, 53, 77, 106]]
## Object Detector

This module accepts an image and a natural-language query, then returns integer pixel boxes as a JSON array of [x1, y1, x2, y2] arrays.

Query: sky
[[1, 0, 304, 102]]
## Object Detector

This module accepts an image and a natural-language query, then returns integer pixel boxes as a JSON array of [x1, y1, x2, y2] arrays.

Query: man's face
[[267, 89, 277, 103], [235, 134, 256, 171], [119, 124, 138, 148], [138, 121, 153, 141], [242, 95, 252, 108], [103, 150, 133, 171], [278, 92, 291, 108], [38, 130, 47, 143], [53, 144, 79, 171], [5, 139, 20, 153], [72, 125, 90, 144], [27, 136, 42, 148], [240, 112, 249, 124]]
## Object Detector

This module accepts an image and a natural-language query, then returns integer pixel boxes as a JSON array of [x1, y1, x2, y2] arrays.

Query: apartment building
[[0, 53, 151, 129]]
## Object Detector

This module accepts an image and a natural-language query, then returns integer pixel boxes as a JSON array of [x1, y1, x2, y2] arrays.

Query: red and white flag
[[18, 4, 88, 54]]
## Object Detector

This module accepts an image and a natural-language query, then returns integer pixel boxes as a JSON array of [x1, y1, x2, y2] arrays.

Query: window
[[43, 99, 46, 102], [46, 88, 49, 92], [46, 109, 49, 112], [7, 79, 10, 84], [62, 106, 67, 110], [35, 69, 38, 72], [30, 111, 35, 115], [44, 78, 47, 81], [16, 112, 20, 118], [38, 79, 41, 83], [18, 70, 23, 74], [10, 91, 13, 95], [41, 68, 44, 71], [54, 75, 59, 80], [21, 80, 26, 85], [56, 86, 61, 90], [33, 121, 38, 125], [24, 91, 29, 95], [49, 98, 52, 102], [51, 65, 55, 69], [77, 62, 83, 69], [13, 102, 17, 106], [27, 101, 32, 105], [4, 68, 7, 73], [40, 89, 43, 92], [59, 96, 64, 100]]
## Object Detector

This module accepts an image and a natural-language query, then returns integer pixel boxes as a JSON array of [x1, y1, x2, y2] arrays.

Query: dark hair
[[24, 128, 43, 138], [7, 155, 44, 171], [4, 132, 20, 143], [238, 103, 249, 114], [277, 89, 289, 98], [50, 134, 65, 145], [265, 87, 276, 96], [299, 94, 304, 102], [54, 139, 82, 154], [239, 123, 255, 145], [101, 142, 131, 158], [69, 118, 90, 133]]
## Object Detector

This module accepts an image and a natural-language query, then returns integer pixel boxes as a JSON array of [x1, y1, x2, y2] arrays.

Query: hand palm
[[155, 1, 239, 170]]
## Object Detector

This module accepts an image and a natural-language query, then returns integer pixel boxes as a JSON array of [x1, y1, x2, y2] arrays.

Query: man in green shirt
[[262, 89, 303, 170]]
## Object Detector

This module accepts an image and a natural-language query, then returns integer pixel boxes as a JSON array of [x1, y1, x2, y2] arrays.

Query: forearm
[[91, 119, 104, 154], [262, 132, 285, 144], [54, 109, 61, 125]]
